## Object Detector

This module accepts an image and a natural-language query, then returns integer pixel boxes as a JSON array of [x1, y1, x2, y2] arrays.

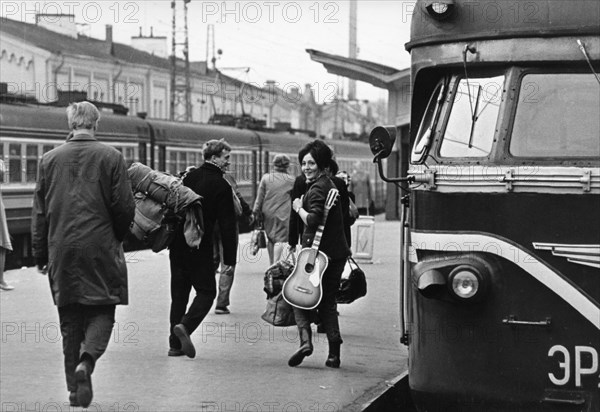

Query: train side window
[[8, 144, 22, 183], [123, 147, 135, 167], [158, 146, 166, 171], [510, 73, 600, 157], [439, 75, 503, 158], [242, 153, 251, 182], [43, 145, 54, 154], [26, 145, 38, 182], [178, 151, 188, 173], [168, 151, 177, 175], [138, 143, 147, 165], [231, 153, 238, 181]]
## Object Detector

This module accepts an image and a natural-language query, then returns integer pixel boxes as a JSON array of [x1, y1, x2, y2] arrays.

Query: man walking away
[[32, 101, 135, 407]]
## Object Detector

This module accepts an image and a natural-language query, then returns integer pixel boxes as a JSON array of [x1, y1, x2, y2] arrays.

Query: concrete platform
[[0, 218, 407, 411]]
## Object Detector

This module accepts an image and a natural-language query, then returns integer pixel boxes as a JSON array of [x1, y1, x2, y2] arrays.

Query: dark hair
[[298, 139, 332, 171], [328, 159, 339, 175]]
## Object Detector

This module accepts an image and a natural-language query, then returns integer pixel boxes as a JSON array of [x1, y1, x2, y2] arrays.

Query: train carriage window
[[43, 145, 54, 154], [123, 147, 135, 167], [439, 75, 504, 158], [187, 152, 195, 168], [229, 152, 240, 182], [510, 73, 600, 157], [168, 151, 177, 175], [0, 148, 4, 183], [8, 144, 22, 183], [26, 145, 38, 182], [243, 153, 252, 182], [138, 143, 147, 165], [178, 151, 188, 174]]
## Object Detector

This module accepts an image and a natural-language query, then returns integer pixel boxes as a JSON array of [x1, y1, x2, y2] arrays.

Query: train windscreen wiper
[[577, 39, 600, 85], [467, 85, 482, 149]]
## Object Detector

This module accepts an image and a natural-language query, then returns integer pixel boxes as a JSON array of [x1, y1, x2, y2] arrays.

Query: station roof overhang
[[306, 49, 410, 90]]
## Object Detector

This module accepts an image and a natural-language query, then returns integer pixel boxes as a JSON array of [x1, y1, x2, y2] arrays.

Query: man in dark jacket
[[168, 139, 237, 358], [32, 101, 135, 408]]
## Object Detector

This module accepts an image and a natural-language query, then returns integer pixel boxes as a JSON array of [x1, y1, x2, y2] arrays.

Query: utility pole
[[348, 0, 358, 101], [170, 0, 192, 122]]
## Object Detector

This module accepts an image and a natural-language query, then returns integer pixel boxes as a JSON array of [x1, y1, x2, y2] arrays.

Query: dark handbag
[[257, 229, 267, 248], [249, 226, 268, 256], [336, 257, 367, 304], [264, 249, 296, 299], [261, 292, 296, 327]]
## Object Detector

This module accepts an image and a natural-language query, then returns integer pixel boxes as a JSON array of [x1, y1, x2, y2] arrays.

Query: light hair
[[202, 139, 231, 160], [66, 101, 100, 130]]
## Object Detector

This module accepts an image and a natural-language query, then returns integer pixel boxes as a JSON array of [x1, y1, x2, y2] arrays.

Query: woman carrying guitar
[[288, 140, 350, 368]]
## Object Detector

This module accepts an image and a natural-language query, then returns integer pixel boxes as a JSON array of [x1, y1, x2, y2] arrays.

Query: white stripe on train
[[409, 231, 600, 330]]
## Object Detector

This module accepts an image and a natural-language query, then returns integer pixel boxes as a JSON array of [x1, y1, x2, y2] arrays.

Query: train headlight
[[449, 266, 482, 300], [424, 0, 455, 21]]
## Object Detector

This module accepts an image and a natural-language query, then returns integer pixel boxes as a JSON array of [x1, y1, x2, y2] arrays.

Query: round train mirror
[[369, 126, 397, 160]]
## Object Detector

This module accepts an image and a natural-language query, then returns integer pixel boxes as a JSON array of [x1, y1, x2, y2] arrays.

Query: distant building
[[0, 14, 311, 128]]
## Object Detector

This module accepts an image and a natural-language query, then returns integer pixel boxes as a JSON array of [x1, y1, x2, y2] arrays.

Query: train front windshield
[[413, 71, 600, 163]]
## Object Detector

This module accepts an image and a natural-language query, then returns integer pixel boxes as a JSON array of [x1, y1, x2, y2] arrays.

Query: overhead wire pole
[[169, 0, 192, 122]]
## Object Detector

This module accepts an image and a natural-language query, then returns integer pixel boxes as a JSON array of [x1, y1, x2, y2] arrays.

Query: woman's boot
[[325, 341, 341, 368], [288, 327, 313, 367]]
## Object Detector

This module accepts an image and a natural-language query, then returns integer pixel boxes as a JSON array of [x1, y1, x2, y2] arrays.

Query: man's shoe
[[69, 391, 80, 407], [173, 324, 196, 358], [0, 282, 14, 291], [168, 347, 185, 357], [215, 307, 230, 314], [75, 361, 93, 408]]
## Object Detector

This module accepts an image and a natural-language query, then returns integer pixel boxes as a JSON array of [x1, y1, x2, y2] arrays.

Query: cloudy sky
[[2, 0, 416, 102]]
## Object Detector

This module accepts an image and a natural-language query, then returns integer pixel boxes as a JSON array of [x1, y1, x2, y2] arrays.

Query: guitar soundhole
[[304, 263, 314, 273]]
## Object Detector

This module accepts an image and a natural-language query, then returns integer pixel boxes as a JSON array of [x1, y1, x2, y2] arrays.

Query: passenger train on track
[[0, 97, 382, 269], [370, 0, 599, 410]]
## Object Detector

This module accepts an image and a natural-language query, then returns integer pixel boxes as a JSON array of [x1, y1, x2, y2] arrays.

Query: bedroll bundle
[[127, 162, 204, 252]]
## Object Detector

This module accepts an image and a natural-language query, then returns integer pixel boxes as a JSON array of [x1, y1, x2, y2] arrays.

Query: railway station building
[[0, 14, 310, 129]]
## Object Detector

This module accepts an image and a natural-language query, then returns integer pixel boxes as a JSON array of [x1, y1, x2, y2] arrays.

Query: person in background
[[31, 101, 135, 408], [253, 154, 295, 265], [288, 173, 307, 253], [350, 161, 372, 215], [0, 160, 14, 291], [168, 139, 237, 358], [213, 173, 251, 315], [288, 140, 350, 369], [328, 160, 355, 247]]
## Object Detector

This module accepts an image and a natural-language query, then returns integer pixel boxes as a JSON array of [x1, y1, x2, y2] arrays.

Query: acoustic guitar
[[282, 188, 339, 310]]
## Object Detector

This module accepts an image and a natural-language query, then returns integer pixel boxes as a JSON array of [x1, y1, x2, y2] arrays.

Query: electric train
[[370, 0, 599, 410]]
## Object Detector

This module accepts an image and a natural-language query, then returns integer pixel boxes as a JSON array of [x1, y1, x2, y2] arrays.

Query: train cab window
[[510, 73, 600, 157], [26, 145, 38, 182], [439, 75, 504, 158], [8, 144, 22, 183], [412, 81, 446, 163]]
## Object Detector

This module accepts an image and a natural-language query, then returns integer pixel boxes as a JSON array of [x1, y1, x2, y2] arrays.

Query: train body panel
[[0, 101, 380, 268]]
